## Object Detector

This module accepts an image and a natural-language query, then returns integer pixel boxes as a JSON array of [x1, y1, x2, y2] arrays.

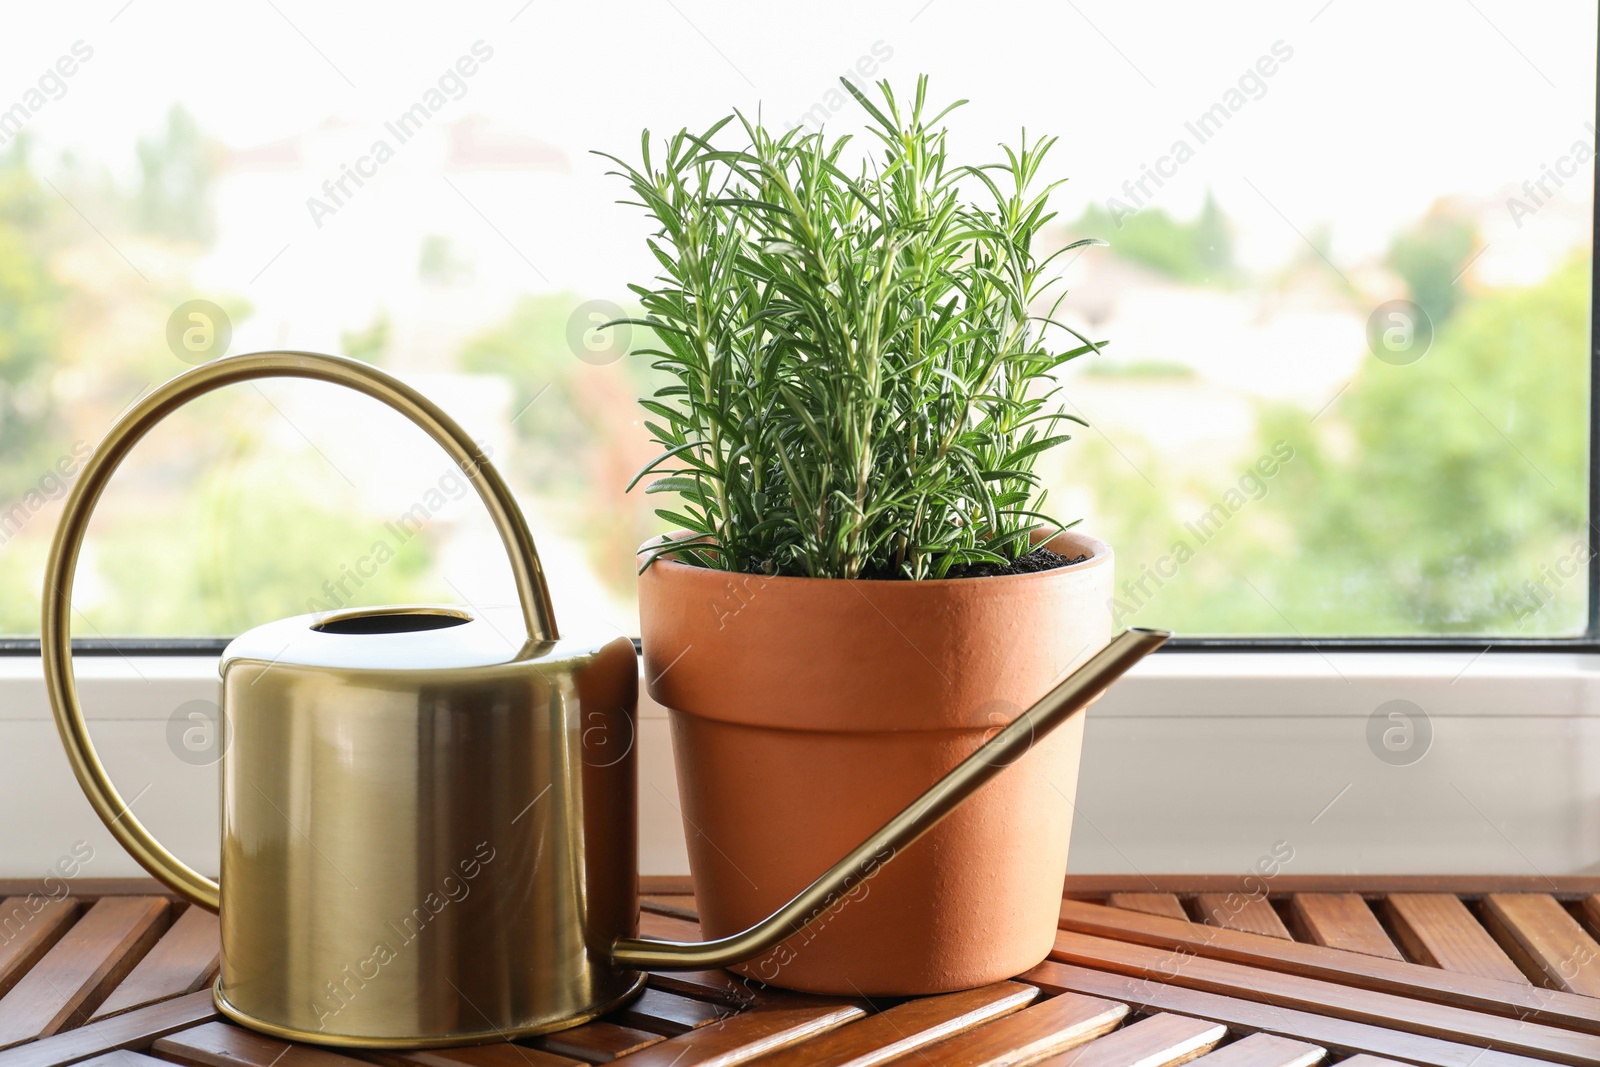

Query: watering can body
[[217, 613, 642, 1043], [41, 351, 1167, 1047]]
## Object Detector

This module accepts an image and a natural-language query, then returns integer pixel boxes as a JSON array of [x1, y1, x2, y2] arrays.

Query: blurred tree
[[1388, 206, 1478, 325], [0, 140, 62, 503], [1096, 256, 1589, 635], [418, 235, 471, 286], [1071, 192, 1236, 286], [341, 314, 390, 364], [461, 294, 598, 495], [1193, 191, 1234, 280], [1253, 255, 1588, 633], [134, 105, 218, 243], [81, 459, 434, 635], [460, 293, 665, 600]]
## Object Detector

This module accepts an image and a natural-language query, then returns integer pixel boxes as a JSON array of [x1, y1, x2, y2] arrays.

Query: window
[[0, 1, 1594, 645]]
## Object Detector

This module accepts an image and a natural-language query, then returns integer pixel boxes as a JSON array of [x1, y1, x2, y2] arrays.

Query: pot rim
[[637, 526, 1115, 731], [636, 527, 1111, 588]]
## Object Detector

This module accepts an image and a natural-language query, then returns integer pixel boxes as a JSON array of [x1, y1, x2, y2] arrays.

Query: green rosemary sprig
[[601, 75, 1103, 579]]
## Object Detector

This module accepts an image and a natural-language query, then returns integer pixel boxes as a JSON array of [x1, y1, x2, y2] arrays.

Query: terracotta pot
[[637, 530, 1114, 995]]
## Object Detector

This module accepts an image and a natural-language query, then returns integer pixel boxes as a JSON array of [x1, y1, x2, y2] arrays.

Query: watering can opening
[[312, 607, 472, 635]]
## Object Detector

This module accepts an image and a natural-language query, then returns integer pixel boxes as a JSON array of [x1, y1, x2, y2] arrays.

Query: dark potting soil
[[858, 546, 1088, 581], [944, 546, 1088, 579]]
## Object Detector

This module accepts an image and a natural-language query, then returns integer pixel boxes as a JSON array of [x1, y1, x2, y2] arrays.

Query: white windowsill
[[8, 647, 1600, 715], [2, 649, 1598, 879]]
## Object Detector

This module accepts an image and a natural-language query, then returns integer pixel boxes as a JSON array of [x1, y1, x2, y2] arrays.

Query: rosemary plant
[[604, 77, 1103, 580]]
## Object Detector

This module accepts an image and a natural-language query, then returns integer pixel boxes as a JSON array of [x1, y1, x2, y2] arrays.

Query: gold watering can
[[41, 351, 1168, 1048]]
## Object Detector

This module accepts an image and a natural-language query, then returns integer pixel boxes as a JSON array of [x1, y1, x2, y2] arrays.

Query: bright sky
[[3, 0, 1595, 300]]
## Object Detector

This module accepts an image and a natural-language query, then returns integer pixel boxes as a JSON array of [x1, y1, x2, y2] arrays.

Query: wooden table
[[6, 876, 1600, 1066]]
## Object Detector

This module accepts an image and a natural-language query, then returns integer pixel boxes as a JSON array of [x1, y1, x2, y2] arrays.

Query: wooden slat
[[1193, 895, 1292, 940], [1050, 929, 1600, 1066], [640, 897, 699, 922], [92, 907, 218, 1020], [1036, 1012, 1225, 1067], [1382, 895, 1529, 984], [0, 989, 216, 1067], [1286, 896, 1403, 961], [1026, 961, 1551, 1067], [1108, 895, 1190, 922], [365, 1043, 583, 1067], [1187, 1033, 1325, 1067], [155, 1021, 368, 1067], [1064, 876, 1600, 897], [647, 970, 765, 1010], [0, 898, 168, 1046], [611, 988, 727, 1037], [638, 912, 703, 941], [74, 1053, 174, 1067], [634, 910, 871, 1018], [1581, 896, 1600, 942], [645, 970, 867, 1015], [598, 1000, 867, 1066], [894, 991, 1127, 1067], [1056, 900, 1600, 1033], [15, 882, 1600, 1067], [1481, 894, 1600, 995], [0, 900, 79, 1001], [531, 1020, 663, 1062], [746, 981, 1037, 1067]]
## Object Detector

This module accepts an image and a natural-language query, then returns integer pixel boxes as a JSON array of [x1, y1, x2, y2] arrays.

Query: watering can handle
[[40, 351, 558, 912]]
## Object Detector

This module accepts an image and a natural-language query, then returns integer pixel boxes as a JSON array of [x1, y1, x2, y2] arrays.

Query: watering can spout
[[609, 626, 1169, 971]]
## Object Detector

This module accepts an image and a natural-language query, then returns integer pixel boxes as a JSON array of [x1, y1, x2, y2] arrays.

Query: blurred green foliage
[[1260, 256, 1588, 633], [1091, 255, 1590, 635], [0, 113, 438, 635], [1388, 208, 1479, 326], [0, 143, 63, 502], [0, 113, 1588, 637], [85, 463, 435, 634], [1071, 191, 1236, 287], [340, 314, 391, 365], [134, 106, 219, 244], [460, 293, 664, 600]]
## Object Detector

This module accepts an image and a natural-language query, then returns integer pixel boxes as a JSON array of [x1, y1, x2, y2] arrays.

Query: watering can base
[[211, 972, 649, 1049]]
